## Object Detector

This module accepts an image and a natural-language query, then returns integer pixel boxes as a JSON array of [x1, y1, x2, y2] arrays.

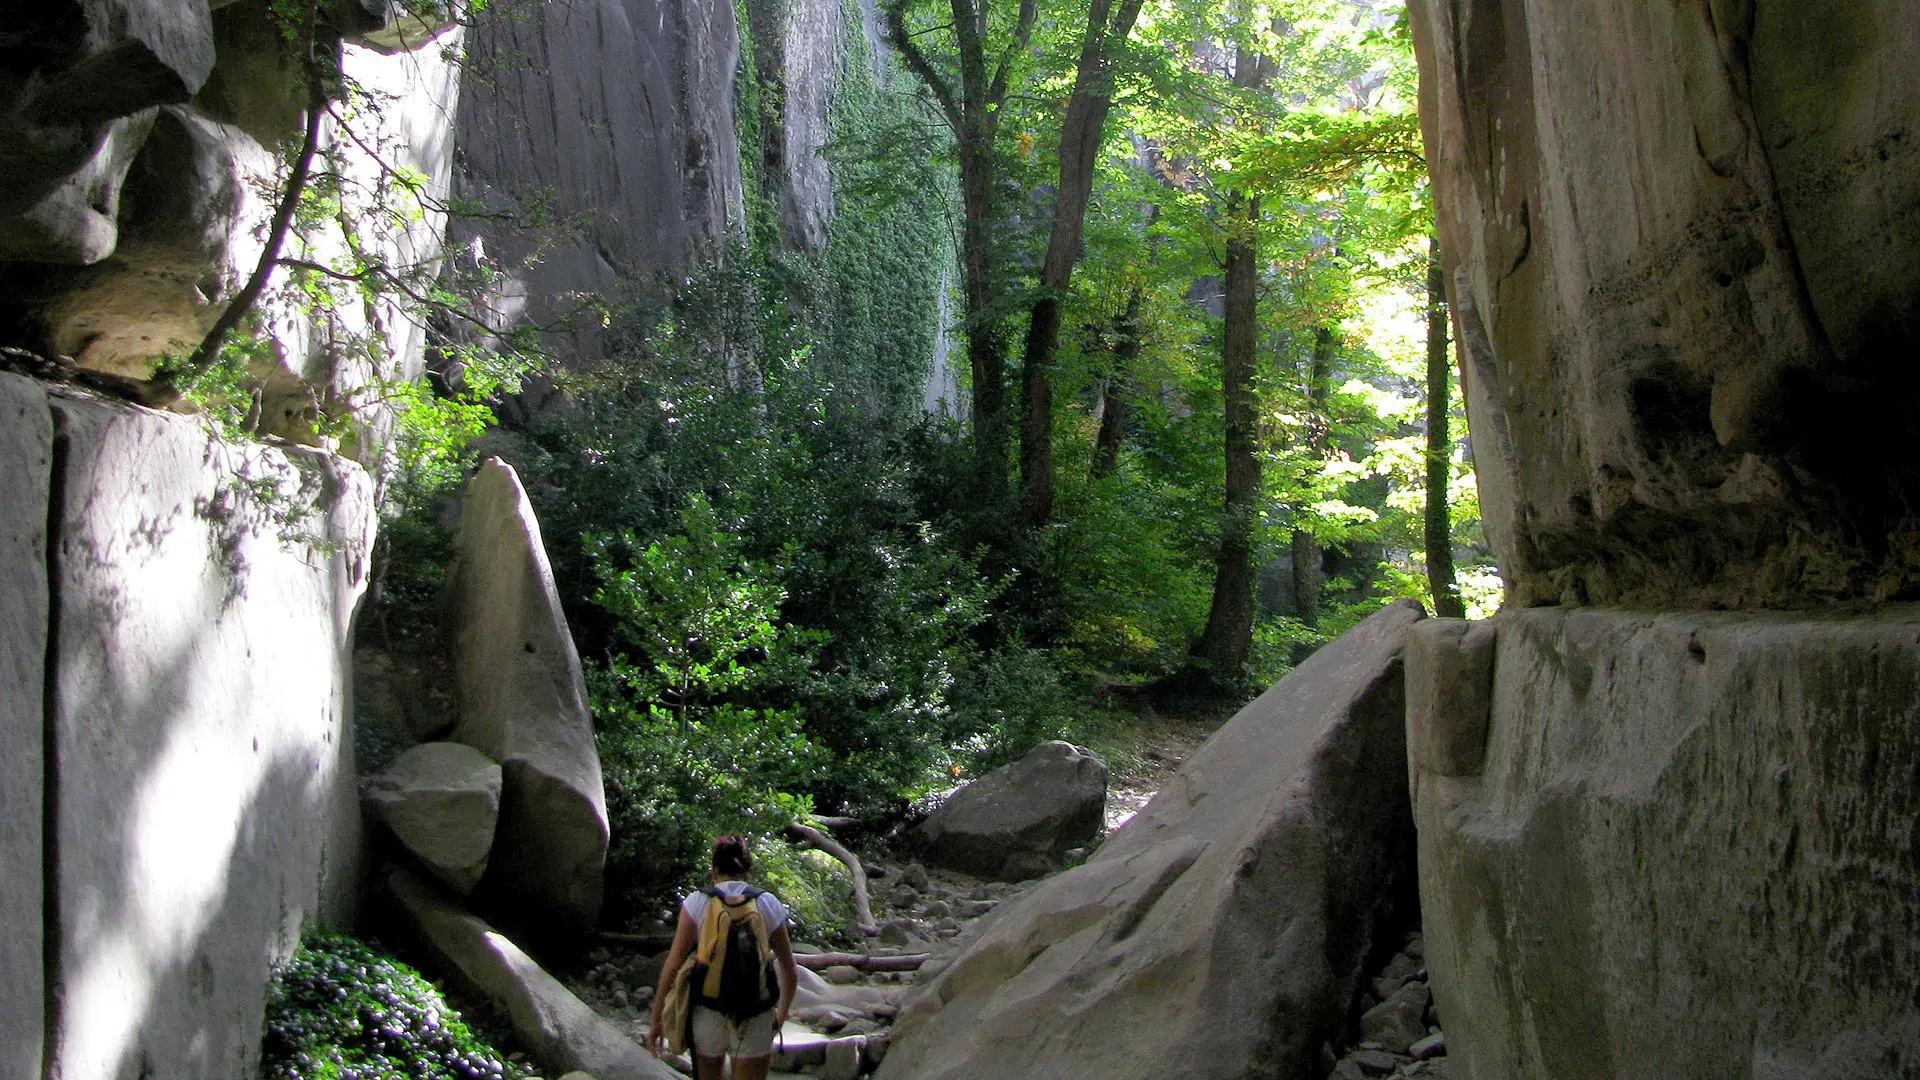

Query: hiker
[[647, 835, 800, 1080]]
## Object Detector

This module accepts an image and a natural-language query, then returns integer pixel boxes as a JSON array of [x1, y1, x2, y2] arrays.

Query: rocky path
[[562, 716, 1448, 1080]]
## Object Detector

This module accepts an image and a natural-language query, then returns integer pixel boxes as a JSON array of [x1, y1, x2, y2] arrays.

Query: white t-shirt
[[681, 879, 789, 933]]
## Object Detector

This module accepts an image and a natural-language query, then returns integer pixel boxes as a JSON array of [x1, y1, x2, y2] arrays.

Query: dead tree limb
[[786, 823, 878, 935], [794, 952, 929, 972]]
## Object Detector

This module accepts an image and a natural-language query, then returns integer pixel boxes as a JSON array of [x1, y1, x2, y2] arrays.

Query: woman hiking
[[648, 835, 800, 1080]]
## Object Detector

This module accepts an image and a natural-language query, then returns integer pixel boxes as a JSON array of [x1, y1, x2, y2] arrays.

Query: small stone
[[1351, 1048, 1402, 1075], [1381, 952, 1421, 982], [891, 886, 920, 907], [877, 921, 915, 946], [822, 1036, 865, 1080], [839, 1018, 881, 1036], [863, 1033, 890, 1070], [822, 965, 861, 985], [869, 1002, 897, 1018], [959, 899, 997, 917], [969, 884, 996, 900], [1403, 933, 1424, 960], [1373, 976, 1410, 1000], [1332, 1061, 1367, 1080], [935, 916, 959, 932], [1360, 995, 1427, 1055], [1063, 847, 1088, 862], [1410, 1032, 1446, 1060], [900, 863, 929, 889], [922, 899, 952, 918]]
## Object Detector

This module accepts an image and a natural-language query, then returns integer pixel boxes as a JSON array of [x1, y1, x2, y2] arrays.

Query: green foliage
[[260, 934, 531, 1080]]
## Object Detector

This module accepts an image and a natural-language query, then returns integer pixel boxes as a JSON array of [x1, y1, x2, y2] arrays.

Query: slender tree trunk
[[1194, 194, 1261, 679], [167, 41, 327, 392], [960, 143, 1008, 494], [1090, 287, 1142, 480], [1290, 325, 1334, 628], [1017, 0, 1145, 526], [1425, 236, 1465, 618]]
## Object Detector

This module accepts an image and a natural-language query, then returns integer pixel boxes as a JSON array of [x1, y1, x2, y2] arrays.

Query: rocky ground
[[1327, 932, 1451, 1078]]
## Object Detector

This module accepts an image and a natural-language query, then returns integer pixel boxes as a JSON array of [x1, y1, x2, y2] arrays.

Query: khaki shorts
[[690, 1005, 776, 1059]]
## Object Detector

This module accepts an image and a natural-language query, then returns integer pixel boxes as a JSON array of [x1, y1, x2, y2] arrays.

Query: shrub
[[260, 934, 531, 1080]]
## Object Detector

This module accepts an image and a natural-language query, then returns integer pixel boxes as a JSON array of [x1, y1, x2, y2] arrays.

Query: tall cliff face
[[1406, 3, 1920, 1076], [1411, 0, 1920, 609], [1, 372, 374, 1080], [452, 0, 746, 348]]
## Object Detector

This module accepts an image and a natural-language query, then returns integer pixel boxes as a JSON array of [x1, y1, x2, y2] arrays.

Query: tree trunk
[[1424, 236, 1465, 618], [1090, 288, 1142, 480], [1289, 325, 1335, 628], [1017, 0, 1145, 527], [960, 143, 1008, 495], [1194, 194, 1261, 680]]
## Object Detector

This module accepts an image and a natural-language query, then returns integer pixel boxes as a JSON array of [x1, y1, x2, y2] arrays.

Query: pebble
[[900, 864, 929, 889], [822, 965, 861, 985], [1410, 1033, 1446, 1060], [1350, 1048, 1403, 1075], [922, 900, 952, 918], [890, 886, 920, 908]]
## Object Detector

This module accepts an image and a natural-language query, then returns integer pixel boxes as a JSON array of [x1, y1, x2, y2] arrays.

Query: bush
[[260, 934, 531, 1080]]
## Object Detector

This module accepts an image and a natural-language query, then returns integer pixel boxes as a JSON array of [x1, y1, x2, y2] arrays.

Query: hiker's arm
[[647, 909, 698, 1053], [770, 923, 798, 1026]]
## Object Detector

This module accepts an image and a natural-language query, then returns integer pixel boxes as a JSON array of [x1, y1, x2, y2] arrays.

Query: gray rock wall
[[1407, 610, 1920, 1079], [0, 371, 374, 1080], [454, 0, 745, 349], [1408, 0, 1920, 608]]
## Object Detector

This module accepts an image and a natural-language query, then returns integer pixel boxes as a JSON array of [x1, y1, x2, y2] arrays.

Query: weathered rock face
[[453, 0, 744, 354], [912, 740, 1107, 881], [1408, 610, 1920, 1079], [879, 601, 1423, 1080], [0, 375, 52, 1080], [450, 458, 609, 933], [1409, 0, 1920, 607], [744, 0, 841, 253], [0, 371, 374, 1080], [366, 740, 504, 896], [1, 2, 462, 447]]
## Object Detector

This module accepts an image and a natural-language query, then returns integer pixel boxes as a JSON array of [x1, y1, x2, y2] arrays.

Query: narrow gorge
[[1, 1, 1916, 1079]]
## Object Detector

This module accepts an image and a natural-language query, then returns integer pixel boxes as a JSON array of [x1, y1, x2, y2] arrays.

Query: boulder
[[387, 868, 680, 1080], [878, 601, 1424, 1080], [449, 458, 608, 933], [1409, 609, 1920, 1078], [912, 740, 1107, 881], [44, 390, 375, 1079], [365, 741, 503, 895]]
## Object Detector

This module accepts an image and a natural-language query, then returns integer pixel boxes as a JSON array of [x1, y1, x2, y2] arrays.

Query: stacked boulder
[[368, 458, 609, 933]]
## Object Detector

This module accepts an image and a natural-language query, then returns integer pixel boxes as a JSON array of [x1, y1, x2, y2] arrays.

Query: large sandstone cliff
[[1411, 0, 1920, 609], [0, 1, 464, 440], [0, 372, 374, 1080], [1408, 2, 1920, 1076]]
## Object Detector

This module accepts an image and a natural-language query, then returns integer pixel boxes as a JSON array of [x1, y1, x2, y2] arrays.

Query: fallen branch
[[786, 823, 877, 935], [594, 931, 676, 952], [794, 952, 928, 973]]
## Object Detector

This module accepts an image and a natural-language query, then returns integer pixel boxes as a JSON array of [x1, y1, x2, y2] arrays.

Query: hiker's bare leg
[[694, 1053, 727, 1080], [733, 1056, 770, 1080]]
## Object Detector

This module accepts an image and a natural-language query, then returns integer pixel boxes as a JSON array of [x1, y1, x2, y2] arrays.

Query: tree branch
[[786, 823, 877, 935], [885, 0, 964, 135], [166, 51, 328, 392]]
